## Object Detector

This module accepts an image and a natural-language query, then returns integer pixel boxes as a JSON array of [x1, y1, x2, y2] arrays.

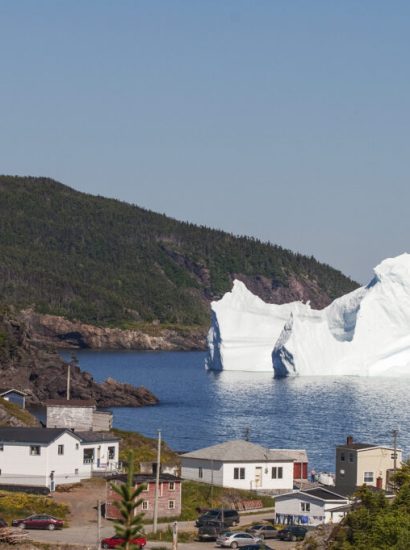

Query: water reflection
[[63, 350, 410, 471]]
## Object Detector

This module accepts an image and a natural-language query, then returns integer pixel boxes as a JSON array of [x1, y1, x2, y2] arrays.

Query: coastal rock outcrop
[[0, 311, 158, 407], [20, 311, 206, 351], [207, 253, 410, 377]]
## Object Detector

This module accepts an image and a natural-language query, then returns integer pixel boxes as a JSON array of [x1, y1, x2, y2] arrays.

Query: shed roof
[[275, 487, 348, 503], [181, 440, 293, 462], [270, 449, 308, 462], [0, 388, 27, 397], [45, 399, 96, 407]]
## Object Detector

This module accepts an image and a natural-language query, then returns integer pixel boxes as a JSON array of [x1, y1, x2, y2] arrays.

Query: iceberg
[[206, 254, 410, 376]]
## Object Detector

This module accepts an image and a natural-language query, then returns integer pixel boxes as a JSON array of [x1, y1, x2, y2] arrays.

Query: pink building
[[106, 473, 182, 520]]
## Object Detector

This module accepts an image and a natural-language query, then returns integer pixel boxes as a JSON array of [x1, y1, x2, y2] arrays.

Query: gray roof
[[45, 399, 96, 407], [0, 428, 80, 445], [77, 431, 119, 443], [0, 388, 27, 396], [275, 487, 348, 502], [270, 449, 308, 462], [181, 440, 294, 462]]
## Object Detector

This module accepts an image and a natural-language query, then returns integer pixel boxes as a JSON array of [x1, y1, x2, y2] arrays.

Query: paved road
[[27, 510, 297, 549]]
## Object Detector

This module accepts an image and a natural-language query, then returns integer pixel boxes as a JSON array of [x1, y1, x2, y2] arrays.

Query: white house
[[274, 487, 350, 526], [180, 440, 295, 492], [0, 427, 120, 490]]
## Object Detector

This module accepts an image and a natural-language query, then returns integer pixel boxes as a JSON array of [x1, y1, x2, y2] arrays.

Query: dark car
[[0, 518, 7, 528], [198, 519, 229, 541], [196, 509, 240, 527], [277, 525, 307, 541], [240, 545, 274, 550], [246, 524, 278, 539], [11, 514, 64, 530], [101, 534, 147, 549]]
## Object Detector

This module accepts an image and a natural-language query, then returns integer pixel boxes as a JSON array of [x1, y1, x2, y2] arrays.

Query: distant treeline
[[0, 175, 358, 327]]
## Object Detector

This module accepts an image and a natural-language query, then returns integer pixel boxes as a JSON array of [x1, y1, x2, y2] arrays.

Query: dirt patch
[[51, 478, 107, 527]]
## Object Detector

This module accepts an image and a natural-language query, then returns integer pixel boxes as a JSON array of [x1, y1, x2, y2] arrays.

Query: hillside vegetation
[[0, 176, 358, 327]]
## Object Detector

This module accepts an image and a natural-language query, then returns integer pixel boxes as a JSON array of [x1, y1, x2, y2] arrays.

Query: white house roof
[[0, 427, 82, 445], [181, 440, 294, 462]]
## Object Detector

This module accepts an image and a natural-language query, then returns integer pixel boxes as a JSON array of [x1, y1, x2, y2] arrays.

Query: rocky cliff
[[0, 310, 158, 407], [21, 310, 206, 350]]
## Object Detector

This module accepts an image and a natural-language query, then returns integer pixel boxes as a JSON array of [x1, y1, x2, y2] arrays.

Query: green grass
[[0, 397, 39, 427], [148, 527, 194, 543], [0, 491, 69, 525], [112, 428, 179, 472], [180, 480, 274, 521]]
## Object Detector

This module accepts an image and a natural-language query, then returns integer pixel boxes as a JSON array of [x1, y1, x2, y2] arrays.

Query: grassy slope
[[0, 492, 69, 525], [0, 175, 358, 327], [0, 398, 38, 427]]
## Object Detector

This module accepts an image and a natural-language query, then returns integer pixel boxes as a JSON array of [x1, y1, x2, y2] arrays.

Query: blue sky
[[1, 1, 409, 283]]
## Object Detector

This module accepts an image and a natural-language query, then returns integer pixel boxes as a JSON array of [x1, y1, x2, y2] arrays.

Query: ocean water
[[60, 350, 410, 472]]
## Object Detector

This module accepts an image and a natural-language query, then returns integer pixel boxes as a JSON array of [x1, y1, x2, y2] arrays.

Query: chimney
[[346, 435, 353, 446]]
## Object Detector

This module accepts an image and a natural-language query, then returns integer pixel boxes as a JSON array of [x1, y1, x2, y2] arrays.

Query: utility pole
[[153, 429, 161, 533], [393, 429, 398, 492], [97, 499, 101, 550], [67, 363, 71, 401], [172, 521, 178, 550]]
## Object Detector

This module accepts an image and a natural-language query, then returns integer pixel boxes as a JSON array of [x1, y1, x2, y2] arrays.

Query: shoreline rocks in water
[[0, 311, 159, 408]]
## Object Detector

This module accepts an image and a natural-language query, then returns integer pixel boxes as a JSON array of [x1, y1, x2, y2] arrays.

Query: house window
[[76, 443, 79, 450], [234, 467, 245, 480], [340, 452, 345, 462], [339, 469, 345, 477], [30, 446, 41, 456], [364, 472, 374, 483], [108, 446, 115, 459], [271, 467, 283, 479], [301, 502, 311, 512], [168, 500, 176, 509], [169, 481, 175, 491], [83, 448, 94, 464], [349, 452, 354, 463], [142, 501, 149, 510], [75, 469, 79, 475], [141, 483, 149, 492], [0, 444, 3, 451], [198, 467, 203, 479], [58, 445, 64, 455]]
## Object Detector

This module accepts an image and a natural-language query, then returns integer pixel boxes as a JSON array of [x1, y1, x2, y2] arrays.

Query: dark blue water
[[60, 350, 410, 473]]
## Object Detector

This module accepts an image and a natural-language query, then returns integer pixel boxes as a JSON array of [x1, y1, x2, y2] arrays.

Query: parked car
[[196, 509, 240, 527], [216, 531, 262, 548], [240, 546, 274, 550], [277, 525, 308, 541], [12, 514, 64, 530], [198, 519, 229, 541], [0, 518, 7, 528], [246, 524, 278, 539], [101, 534, 147, 549]]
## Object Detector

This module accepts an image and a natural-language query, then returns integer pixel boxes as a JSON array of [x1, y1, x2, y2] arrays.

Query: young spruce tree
[[111, 451, 146, 550]]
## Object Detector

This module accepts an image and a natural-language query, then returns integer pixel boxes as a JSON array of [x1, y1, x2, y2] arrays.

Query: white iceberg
[[206, 253, 410, 376]]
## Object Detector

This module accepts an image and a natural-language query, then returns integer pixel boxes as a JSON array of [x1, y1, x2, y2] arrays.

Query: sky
[[1, 1, 410, 283]]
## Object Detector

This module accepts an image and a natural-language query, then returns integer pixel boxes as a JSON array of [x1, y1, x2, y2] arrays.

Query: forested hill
[[0, 175, 358, 327]]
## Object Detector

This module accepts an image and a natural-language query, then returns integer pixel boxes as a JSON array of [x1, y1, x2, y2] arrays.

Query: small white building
[[0, 427, 120, 490], [181, 440, 295, 492], [46, 399, 112, 432], [0, 388, 27, 409], [274, 487, 350, 526]]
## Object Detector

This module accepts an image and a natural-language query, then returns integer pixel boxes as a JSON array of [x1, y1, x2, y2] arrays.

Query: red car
[[101, 534, 147, 549], [12, 514, 64, 530]]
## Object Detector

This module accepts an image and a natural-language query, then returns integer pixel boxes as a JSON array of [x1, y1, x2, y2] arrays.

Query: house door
[[255, 467, 262, 488]]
